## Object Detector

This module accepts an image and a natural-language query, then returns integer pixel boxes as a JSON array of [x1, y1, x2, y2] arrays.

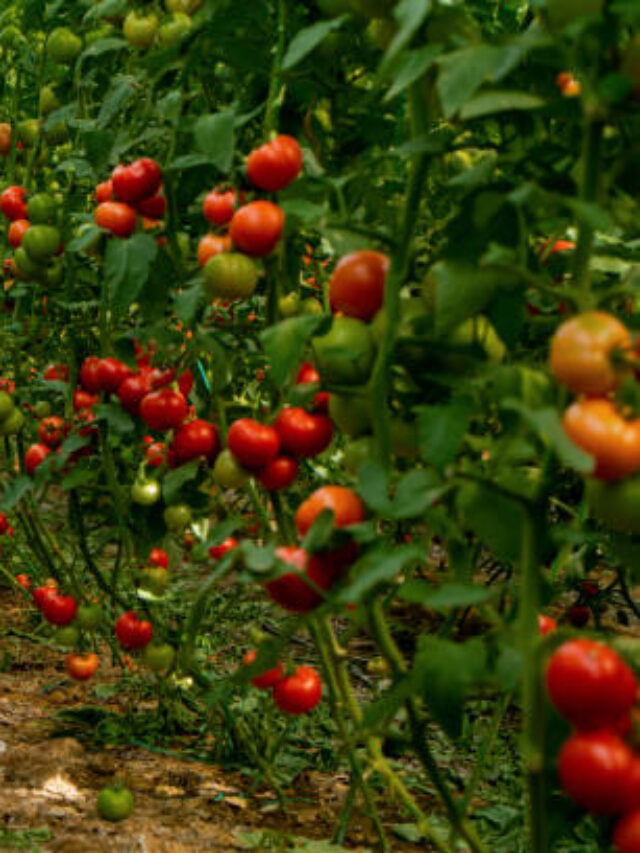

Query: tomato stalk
[[366, 597, 488, 853], [369, 84, 429, 469], [572, 119, 603, 309], [263, 0, 287, 137]]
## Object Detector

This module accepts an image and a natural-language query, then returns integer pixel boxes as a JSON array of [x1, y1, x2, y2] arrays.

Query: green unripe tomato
[[17, 119, 41, 148], [301, 297, 323, 315], [27, 193, 58, 225], [0, 391, 15, 421], [47, 28, 83, 63], [157, 13, 193, 46], [55, 625, 80, 648], [586, 475, 640, 535], [0, 407, 23, 437], [163, 503, 192, 531], [33, 401, 52, 419], [45, 258, 64, 288], [213, 449, 251, 489], [44, 121, 69, 147], [142, 642, 175, 673], [14, 247, 45, 279], [76, 603, 103, 631], [22, 225, 61, 262], [39, 85, 60, 116], [97, 785, 134, 823], [123, 12, 158, 49], [203, 253, 259, 301], [312, 317, 375, 385], [343, 436, 376, 473], [278, 291, 301, 318], [445, 316, 506, 370], [329, 393, 372, 437], [139, 567, 170, 596], [131, 479, 161, 506]]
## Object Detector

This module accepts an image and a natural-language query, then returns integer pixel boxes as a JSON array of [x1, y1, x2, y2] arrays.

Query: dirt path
[[0, 591, 428, 852]]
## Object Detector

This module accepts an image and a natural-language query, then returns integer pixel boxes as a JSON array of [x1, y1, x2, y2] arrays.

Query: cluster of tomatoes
[[94, 157, 166, 238], [198, 134, 301, 304], [121, 1, 199, 52], [242, 650, 323, 716], [550, 310, 640, 534], [546, 638, 640, 852], [1, 188, 63, 285]]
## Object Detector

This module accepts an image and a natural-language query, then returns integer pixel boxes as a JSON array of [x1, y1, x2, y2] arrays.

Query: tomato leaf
[[0, 476, 32, 511], [193, 112, 235, 174], [398, 580, 493, 609], [384, 45, 442, 102], [259, 315, 325, 386], [282, 17, 349, 72], [460, 90, 545, 119], [336, 544, 422, 603], [417, 397, 475, 470], [162, 460, 201, 505], [503, 404, 594, 474], [390, 469, 447, 519], [456, 482, 526, 564], [104, 234, 158, 314], [93, 403, 135, 435], [357, 462, 391, 514], [383, 0, 432, 68]]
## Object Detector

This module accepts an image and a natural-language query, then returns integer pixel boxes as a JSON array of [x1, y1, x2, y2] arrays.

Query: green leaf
[[456, 482, 525, 564], [193, 112, 235, 174], [399, 580, 493, 609], [93, 402, 135, 435], [242, 541, 276, 574], [413, 636, 487, 738], [66, 226, 102, 253], [174, 284, 202, 325], [61, 465, 99, 490], [282, 17, 348, 71], [104, 234, 158, 314], [437, 44, 525, 118], [301, 509, 337, 555], [390, 469, 445, 519], [417, 397, 475, 469], [357, 461, 391, 514], [162, 460, 201, 505], [97, 77, 135, 128], [504, 404, 594, 474], [383, 0, 432, 66], [384, 45, 442, 102], [336, 544, 422, 603], [0, 476, 32, 510], [460, 90, 545, 119], [80, 37, 128, 62], [433, 261, 520, 337], [259, 315, 325, 386]]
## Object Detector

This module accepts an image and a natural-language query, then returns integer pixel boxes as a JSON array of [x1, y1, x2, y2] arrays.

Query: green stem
[[572, 120, 603, 309], [263, 0, 287, 136], [519, 511, 546, 853]]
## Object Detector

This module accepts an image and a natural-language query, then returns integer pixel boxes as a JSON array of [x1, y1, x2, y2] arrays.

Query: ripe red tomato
[[115, 611, 153, 650], [614, 810, 640, 853], [73, 389, 98, 411], [112, 158, 162, 204], [41, 593, 78, 626], [97, 357, 130, 393], [274, 407, 333, 458], [139, 388, 188, 431], [203, 189, 237, 225], [177, 368, 194, 397], [229, 201, 285, 257], [95, 180, 113, 203], [8, 218, 30, 248], [265, 545, 346, 612], [0, 513, 9, 534], [546, 639, 637, 730], [227, 418, 281, 469], [329, 250, 389, 321], [148, 547, 169, 569], [15, 573, 31, 589], [208, 537, 238, 560], [25, 442, 51, 475], [117, 373, 151, 415], [32, 584, 58, 608], [145, 441, 166, 467], [537, 614, 557, 635], [257, 455, 299, 490], [44, 363, 69, 382], [295, 485, 365, 536], [550, 312, 632, 396], [171, 419, 220, 465], [79, 356, 102, 393], [197, 234, 231, 267], [246, 135, 303, 192], [273, 666, 322, 714], [243, 648, 285, 689], [38, 416, 66, 448], [295, 361, 330, 413], [558, 730, 632, 814], [65, 652, 99, 681], [95, 201, 138, 238], [1, 186, 28, 220], [563, 399, 640, 481], [135, 192, 166, 219]]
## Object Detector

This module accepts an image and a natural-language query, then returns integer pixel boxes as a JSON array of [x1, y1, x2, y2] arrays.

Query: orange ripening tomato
[[198, 233, 231, 267], [550, 311, 632, 396], [563, 399, 640, 481], [295, 485, 365, 536], [0, 123, 11, 156], [95, 201, 137, 238], [65, 652, 99, 681]]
